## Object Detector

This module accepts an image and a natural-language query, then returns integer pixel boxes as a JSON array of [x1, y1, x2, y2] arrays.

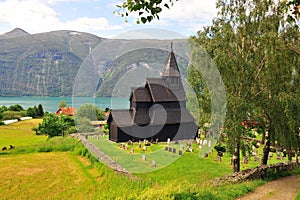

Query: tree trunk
[[232, 140, 240, 173], [261, 131, 265, 144], [261, 127, 272, 165], [261, 135, 270, 165]]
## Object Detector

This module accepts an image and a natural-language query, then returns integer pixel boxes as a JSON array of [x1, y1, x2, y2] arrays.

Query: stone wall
[[216, 162, 299, 184]]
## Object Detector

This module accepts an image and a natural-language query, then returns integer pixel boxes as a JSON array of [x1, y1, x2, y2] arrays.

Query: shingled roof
[[130, 87, 152, 102], [161, 43, 180, 77], [146, 78, 186, 102]]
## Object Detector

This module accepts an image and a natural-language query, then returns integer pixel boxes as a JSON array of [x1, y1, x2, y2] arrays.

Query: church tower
[[161, 43, 182, 91]]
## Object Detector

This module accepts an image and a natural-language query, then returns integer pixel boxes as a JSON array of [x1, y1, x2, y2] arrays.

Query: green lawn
[[0, 119, 47, 147]]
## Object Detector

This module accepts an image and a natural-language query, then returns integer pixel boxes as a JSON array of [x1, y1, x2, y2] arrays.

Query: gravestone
[[199, 145, 202, 150], [156, 138, 159, 143], [143, 146, 147, 151], [167, 138, 171, 146], [199, 139, 203, 145], [216, 155, 222, 162], [85, 135, 88, 140], [142, 154, 146, 161], [138, 141, 142, 148], [242, 157, 248, 164], [165, 146, 169, 151], [168, 147, 172, 152], [218, 151, 223, 157], [131, 148, 134, 154], [204, 153, 208, 157], [178, 150, 183, 155], [208, 140, 212, 148], [180, 145, 184, 151], [152, 160, 156, 167], [172, 148, 176, 153], [203, 140, 207, 145]]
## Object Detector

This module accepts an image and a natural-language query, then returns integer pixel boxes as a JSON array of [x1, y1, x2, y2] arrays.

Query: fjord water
[[0, 96, 129, 112]]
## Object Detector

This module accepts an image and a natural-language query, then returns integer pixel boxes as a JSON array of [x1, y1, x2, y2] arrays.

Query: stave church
[[107, 45, 198, 142]]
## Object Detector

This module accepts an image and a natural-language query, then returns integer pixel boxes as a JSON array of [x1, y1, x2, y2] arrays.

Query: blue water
[[0, 96, 129, 112]]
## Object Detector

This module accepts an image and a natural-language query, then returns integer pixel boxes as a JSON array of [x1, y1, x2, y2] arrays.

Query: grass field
[[0, 152, 102, 200], [0, 119, 47, 147], [0, 119, 297, 199]]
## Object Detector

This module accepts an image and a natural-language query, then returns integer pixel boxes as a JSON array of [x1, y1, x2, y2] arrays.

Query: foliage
[[26, 104, 44, 118], [8, 104, 24, 111], [2, 110, 26, 120], [190, 0, 300, 172], [115, 0, 178, 24], [59, 100, 67, 108], [75, 104, 105, 133], [36, 113, 76, 138]]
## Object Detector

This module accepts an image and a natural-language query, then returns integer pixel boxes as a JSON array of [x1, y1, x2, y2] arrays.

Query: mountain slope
[[0, 29, 103, 96]]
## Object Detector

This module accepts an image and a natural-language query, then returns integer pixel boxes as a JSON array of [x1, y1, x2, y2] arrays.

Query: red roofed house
[[56, 107, 77, 116]]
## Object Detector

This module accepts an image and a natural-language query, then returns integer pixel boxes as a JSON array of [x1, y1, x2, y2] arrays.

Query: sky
[[0, 0, 217, 38]]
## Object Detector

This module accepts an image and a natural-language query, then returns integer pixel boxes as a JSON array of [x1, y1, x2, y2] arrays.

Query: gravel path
[[236, 176, 300, 200]]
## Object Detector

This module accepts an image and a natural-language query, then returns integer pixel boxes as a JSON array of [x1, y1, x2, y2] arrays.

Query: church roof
[[130, 87, 151, 102], [161, 44, 181, 77], [146, 78, 186, 102]]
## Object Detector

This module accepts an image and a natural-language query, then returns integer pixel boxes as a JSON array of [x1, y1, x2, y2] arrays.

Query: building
[[55, 107, 77, 116], [107, 45, 198, 142]]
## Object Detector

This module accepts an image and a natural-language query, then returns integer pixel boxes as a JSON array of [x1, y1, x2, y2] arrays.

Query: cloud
[[0, 0, 122, 34], [159, 0, 217, 31]]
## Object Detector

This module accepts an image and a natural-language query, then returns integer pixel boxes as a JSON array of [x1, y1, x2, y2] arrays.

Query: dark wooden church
[[107, 45, 198, 142]]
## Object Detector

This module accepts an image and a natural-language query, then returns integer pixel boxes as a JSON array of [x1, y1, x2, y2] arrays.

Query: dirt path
[[236, 175, 300, 200]]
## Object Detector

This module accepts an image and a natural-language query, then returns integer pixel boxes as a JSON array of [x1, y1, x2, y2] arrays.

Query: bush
[[214, 144, 226, 152]]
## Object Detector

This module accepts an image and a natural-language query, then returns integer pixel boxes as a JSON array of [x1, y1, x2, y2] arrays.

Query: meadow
[[0, 119, 298, 199]]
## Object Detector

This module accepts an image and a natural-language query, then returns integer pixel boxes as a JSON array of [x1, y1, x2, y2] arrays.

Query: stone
[[172, 148, 176, 153], [218, 151, 223, 157], [169, 147, 172, 152], [152, 160, 156, 167], [208, 140, 212, 148], [167, 138, 171, 145], [180, 145, 184, 151], [131, 148, 134, 154], [178, 150, 183, 155], [165, 146, 169, 151], [143, 146, 147, 151], [142, 154, 146, 161], [204, 153, 208, 157], [216, 155, 222, 162], [242, 157, 248, 164]]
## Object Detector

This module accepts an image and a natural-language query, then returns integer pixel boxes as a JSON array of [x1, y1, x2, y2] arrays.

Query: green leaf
[[141, 17, 147, 24]]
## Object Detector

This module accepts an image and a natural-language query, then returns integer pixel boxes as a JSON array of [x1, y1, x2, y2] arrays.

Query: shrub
[[214, 144, 226, 152]]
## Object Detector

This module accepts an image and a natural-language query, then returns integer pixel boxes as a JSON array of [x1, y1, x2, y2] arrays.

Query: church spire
[[161, 42, 181, 77]]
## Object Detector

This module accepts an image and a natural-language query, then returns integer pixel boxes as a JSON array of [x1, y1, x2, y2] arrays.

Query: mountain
[[0, 29, 103, 96], [0, 28, 188, 97]]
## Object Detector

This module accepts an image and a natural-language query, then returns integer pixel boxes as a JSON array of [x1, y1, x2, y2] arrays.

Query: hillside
[[0, 28, 188, 97], [0, 29, 103, 96]]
